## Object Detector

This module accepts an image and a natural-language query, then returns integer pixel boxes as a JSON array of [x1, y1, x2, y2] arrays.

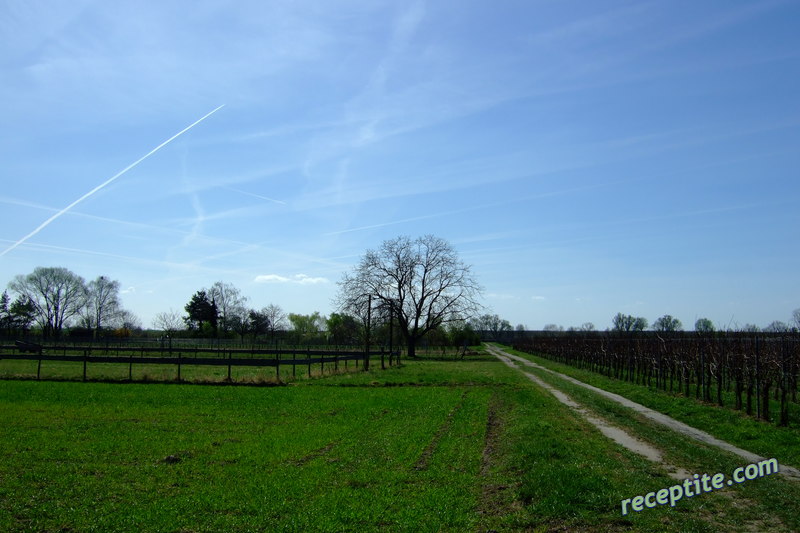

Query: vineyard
[[513, 332, 800, 426]]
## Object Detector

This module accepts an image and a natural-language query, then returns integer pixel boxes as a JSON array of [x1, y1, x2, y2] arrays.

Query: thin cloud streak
[[1, 104, 225, 257], [0, 195, 274, 250], [323, 181, 622, 236], [225, 187, 287, 205], [0, 239, 263, 281], [254, 273, 329, 285], [322, 212, 442, 236]]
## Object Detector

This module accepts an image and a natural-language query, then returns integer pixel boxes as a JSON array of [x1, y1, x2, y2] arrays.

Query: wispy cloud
[[254, 274, 329, 285], [225, 187, 286, 205], [322, 180, 621, 236], [0, 239, 218, 273], [322, 212, 442, 236], [527, 2, 654, 49], [487, 293, 520, 301]]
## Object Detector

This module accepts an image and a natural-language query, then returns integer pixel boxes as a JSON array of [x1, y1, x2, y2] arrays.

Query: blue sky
[[1, 0, 799, 331]]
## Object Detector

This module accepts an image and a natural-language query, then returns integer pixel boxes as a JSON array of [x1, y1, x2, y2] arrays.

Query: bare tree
[[8, 266, 86, 338], [471, 313, 512, 339], [207, 281, 248, 334], [612, 313, 647, 332], [80, 276, 122, 336], [792, 308, 800, 331], [226, 309, 250, 343], [336, 235, 482, 358], [764, 320, 790, 333], [153, 309, 183, 337], [114, 309, 142, 331], [262, 304, 287, 343]]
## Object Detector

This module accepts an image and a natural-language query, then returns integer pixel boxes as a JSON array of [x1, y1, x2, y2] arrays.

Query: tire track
[[487, 344, 800, 481], [413, 390, 468, 471], [490, 345, 690, 479]]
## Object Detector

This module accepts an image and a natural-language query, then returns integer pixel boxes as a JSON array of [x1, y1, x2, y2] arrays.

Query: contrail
[[225, 186, 287, 205], [1, 104, 225, 257]]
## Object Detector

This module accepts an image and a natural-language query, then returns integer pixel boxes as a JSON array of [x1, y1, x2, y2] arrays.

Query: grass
[[1, 346, 797, 531], [1, 380, 485, 532]]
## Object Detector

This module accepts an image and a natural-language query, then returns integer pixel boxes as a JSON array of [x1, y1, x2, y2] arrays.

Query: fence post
[[83, 350, 87, 381], [780, 337, 789, 426], [755, 335, 760, 419], [699, 342, 705, 400], [129, 353, 133, 381], [227, 350, 232, 382], [381, 347, 385, 370], [37, 356, 41, 380], [307, 347, 311, 378], [178, 351, 182, 382], [276, 351, 281, 382]]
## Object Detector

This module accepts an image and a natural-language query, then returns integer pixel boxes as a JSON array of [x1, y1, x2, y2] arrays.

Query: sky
[[1, 0, 799, 332]]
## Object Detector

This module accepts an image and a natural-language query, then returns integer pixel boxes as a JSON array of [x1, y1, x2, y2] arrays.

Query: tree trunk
[[407, 338, 417, 359]]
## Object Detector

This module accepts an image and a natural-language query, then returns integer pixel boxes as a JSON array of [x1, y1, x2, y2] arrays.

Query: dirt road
[[486, 343, 800, 481]]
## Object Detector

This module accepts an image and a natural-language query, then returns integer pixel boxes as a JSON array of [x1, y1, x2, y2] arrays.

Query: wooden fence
[[0, 343, 400, 382]]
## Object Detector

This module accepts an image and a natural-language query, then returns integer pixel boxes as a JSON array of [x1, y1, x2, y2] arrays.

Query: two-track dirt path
[[486, 343, 800, 481]]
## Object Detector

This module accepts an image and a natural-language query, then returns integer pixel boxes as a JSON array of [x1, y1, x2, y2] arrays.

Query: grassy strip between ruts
[[0, 349, 769, 532]]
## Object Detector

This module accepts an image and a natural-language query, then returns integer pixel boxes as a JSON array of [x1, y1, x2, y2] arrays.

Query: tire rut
[[488, 344, 800, 482], [490, 345, 690, 479], [413, 390, 468, 471]]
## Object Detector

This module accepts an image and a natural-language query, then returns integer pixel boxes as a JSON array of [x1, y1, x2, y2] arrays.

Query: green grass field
[[1, 347, 798, 531]]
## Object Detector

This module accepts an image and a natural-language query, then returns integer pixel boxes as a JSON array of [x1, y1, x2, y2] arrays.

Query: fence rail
[[0, 343, 400, 382]]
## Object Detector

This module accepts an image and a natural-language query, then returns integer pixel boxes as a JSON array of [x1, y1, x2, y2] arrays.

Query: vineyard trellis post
[[780, 337, 789, 426], [755, 335, 760, 419]]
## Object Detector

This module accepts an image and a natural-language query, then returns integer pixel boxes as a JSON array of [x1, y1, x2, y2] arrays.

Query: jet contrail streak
[[225, 187, 287, 205], [1, 104, 225, 257]]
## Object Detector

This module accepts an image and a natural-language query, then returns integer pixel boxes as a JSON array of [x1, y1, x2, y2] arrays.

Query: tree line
[[6, 261, 796, 348], [529, 312, 800, 334], [3, 235, 487, 356], [2, 267, 139, 339]]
